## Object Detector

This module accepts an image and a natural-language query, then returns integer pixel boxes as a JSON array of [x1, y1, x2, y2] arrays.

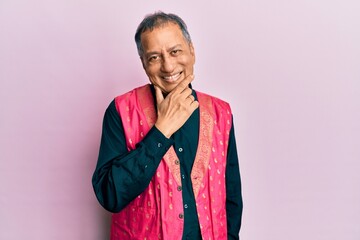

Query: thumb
[[154, 85, 164, 105]]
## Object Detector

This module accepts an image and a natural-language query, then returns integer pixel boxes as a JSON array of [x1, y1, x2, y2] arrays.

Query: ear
[[189, 43, 195, 55], [140, 56, 146, 70], [189, 43, 196, 63]]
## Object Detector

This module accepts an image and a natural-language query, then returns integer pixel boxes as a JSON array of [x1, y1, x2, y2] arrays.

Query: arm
[[92, 100, 173, 213], [226, 118, 243, 240]]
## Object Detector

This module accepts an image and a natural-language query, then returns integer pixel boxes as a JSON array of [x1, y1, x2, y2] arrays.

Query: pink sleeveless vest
[[112, 84, 232, 240]]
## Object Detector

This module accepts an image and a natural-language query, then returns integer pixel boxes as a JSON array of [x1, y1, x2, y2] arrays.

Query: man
[[92, 12, 243, 240]]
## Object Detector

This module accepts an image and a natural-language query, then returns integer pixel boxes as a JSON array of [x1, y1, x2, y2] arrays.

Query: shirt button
[[177, 186, 182, 191], [179, 213, 184, 219], [182, 174, 185, 179], [184, 204, 188, 209], [178, 147, 183, 152], [157, 143, 162, 147], [175, 159, 180, 165]]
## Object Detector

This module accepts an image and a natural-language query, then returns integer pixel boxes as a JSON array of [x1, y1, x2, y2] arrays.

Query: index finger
[[174, 74, 194, 92]]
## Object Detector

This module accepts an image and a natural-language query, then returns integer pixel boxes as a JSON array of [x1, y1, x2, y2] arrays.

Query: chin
[[162, 86, 176, 94]]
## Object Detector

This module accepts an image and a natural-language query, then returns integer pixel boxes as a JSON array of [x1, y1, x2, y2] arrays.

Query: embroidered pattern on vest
[[191, 93, 214, 198]]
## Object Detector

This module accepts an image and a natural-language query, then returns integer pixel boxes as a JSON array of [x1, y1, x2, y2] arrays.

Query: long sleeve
[[226, 119, 243, 240], [92, 100, 173, 213]]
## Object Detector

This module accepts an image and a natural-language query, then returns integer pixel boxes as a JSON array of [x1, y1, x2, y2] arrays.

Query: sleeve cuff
[[139, 126, 174, 158]]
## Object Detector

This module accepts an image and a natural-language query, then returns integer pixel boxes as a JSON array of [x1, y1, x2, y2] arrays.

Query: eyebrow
[[168, 44, 182, 51]]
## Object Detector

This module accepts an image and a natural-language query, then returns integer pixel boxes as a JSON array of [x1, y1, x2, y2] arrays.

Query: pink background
[[1, 0, 359, 239]]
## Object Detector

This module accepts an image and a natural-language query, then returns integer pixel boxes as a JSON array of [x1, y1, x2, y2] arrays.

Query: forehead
[[140, 23, 187, 52]]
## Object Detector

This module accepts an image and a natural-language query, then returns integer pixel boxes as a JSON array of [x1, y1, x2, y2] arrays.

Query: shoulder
[[115, 84, 150, 101], [114, 84, 151, 108], [195, 90, 233, 130], [195, 90, 231, 112]]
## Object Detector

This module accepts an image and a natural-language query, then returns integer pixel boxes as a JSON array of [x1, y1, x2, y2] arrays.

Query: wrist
[[154, 122, 172, 138]]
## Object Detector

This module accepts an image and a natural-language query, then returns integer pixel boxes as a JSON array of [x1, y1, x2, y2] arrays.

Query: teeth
[[163, 72, 181, 81]]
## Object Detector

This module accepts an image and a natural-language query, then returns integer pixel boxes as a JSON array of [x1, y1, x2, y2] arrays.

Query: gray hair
[[135, 11, 192, 56]]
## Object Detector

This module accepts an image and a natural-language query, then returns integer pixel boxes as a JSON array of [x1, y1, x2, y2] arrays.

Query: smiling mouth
[[162, 72, 182, 82]]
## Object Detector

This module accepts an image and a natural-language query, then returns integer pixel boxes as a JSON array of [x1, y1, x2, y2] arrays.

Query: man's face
[[140, 22, 195, 94]]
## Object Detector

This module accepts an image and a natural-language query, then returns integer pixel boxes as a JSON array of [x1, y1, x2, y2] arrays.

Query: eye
[[171, 49, 181, 55], [148, 55, 160, 62]]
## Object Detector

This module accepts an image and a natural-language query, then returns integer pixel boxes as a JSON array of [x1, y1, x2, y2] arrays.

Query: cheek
[[145, 65, 159, 76], [179, 55, 194, 67]]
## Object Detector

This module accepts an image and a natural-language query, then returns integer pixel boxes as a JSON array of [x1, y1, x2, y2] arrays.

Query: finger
[[183, 74, 195, 85], [174, 74, 194, 93], [189, 100, 199, 110], [186, 95, 195, 103], [154, 85, 164, 105], [181, 74, 194, 88], [181, 88, 193, 99]]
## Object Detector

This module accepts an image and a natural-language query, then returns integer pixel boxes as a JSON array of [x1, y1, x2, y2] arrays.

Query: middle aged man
[[92, 12, 243, 240]]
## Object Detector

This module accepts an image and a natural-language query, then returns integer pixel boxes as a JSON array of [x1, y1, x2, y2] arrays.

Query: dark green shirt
[[92, 86, 243, 240]]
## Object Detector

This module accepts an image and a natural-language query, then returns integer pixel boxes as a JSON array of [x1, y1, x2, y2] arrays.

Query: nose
[[160, 55, 175, 73]]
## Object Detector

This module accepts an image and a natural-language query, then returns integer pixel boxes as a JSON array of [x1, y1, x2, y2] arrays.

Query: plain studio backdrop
[[0, 0, 359, 239]]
